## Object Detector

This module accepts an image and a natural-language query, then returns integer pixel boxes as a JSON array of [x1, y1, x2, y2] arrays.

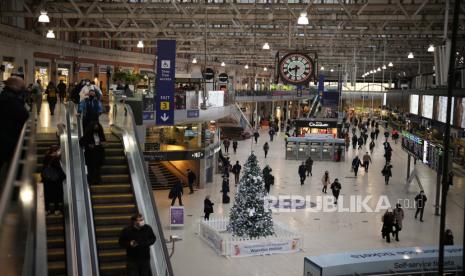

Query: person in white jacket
[[79, 80, 102, 102]]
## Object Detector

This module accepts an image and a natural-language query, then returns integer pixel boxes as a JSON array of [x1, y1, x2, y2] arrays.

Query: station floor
[[153, 128, 465, 276]]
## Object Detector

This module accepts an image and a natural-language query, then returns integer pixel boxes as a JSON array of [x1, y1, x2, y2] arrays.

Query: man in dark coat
[[232, 161, 241, 186], [57, 79, 67, 102], [305, 156, 313, 176], [78, 89, 102, 131], [298, 162, 307, 185], [253, 130, 260, 144], [170, 181, 183, 206], [414, 191, 427, 222], [187, 169, 196, 194], [0, 76, 29, 181], [232, 140, 238, 154], [352, 134, 358, 149], [119, 214, 156, 276]]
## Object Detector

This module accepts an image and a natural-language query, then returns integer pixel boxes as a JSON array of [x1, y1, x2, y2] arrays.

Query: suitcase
[[223, 194, 230, 204]]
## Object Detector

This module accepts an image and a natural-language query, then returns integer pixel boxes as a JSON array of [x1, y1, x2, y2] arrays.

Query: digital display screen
[[410, 95, 419, 115], [438, 96, 455, 125], [421, 95, 433, 119]]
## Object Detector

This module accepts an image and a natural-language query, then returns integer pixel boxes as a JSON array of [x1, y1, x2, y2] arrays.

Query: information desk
[[286, 137, 345, 161]]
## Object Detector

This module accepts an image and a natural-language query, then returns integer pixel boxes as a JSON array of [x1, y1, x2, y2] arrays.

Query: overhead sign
[[155, 40, 176, 125], [308, 122, 330, 128], [218, 73, 228, 83], [203, 68, 215, 80], [304, 246, 463, 276], [187, 109, 200, 118], [294, 119, 338, 128], [144, 149, 205, 161]]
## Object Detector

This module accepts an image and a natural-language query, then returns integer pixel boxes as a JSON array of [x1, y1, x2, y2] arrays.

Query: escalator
[[36, 135, 67, 276], [90, 133, 136, 275]]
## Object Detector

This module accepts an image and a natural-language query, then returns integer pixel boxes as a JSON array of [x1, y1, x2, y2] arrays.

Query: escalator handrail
[[67, 102, 100, 276], [111, 103, 174, 276]]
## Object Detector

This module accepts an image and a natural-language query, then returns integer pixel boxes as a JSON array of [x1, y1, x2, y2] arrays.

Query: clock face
[[279, 53, 314, 85]]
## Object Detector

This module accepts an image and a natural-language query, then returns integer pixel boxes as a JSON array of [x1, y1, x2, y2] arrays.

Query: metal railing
[[111, 103, 174, 276], [66, 102, 100, 276], [0, 107, 48, 276]]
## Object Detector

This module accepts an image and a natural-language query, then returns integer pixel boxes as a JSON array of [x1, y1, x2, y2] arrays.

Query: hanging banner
[[229, 238, 301, 257], [155, 40, 176, 125]]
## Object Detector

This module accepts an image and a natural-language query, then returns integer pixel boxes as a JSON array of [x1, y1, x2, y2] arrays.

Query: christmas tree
[[227, 153, 274, 238]]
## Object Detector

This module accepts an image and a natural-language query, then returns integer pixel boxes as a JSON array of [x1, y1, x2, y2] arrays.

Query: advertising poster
[[155, 40, 176, 125], [230, 238, 301, 257], [170, 206, 184, 226], [421, 95, 434, 119], [142, 93, 155, 121], [410, 94, 419, 115]]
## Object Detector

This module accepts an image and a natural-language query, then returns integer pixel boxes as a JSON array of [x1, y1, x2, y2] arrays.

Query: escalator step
[[97, 238, 121, 250], [47, 261, 66, 276], [94, 215, 131, 227], [101, 175, 131, 183], [47, 248, 65, 261], [46, 225, 64, 236], [100, 263, 127, 276], [47, 237, 65, 249], [101, 165, 129, 174], [95, 226, 124, 237], [90, 184, 132, 194], [92, 204, 137, 215], [92, 194, 134, 204], [98, 249, 126, 262]]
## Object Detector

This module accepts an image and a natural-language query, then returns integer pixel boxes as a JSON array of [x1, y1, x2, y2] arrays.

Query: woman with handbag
[[381, 209, 395, 243], [41, 145, 66, 215]]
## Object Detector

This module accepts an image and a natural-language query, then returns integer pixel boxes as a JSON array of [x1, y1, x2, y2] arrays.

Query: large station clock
[[278, 52, 314, 85]]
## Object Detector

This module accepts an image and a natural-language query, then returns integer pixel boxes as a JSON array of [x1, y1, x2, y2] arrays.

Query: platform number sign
[[155, 40, 176, 125], [279, 52, 314, 85]]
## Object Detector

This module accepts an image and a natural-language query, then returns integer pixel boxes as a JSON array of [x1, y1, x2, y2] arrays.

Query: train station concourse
[[0, 1, 464, 276]]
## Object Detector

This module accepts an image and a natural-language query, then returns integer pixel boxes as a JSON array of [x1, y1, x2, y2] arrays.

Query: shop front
[[294, 118, 340, 138], [78, 64, 94, 81], [2, 56, 16, 81], [34, 60, 50, 88], [56, 63, 72, 84]]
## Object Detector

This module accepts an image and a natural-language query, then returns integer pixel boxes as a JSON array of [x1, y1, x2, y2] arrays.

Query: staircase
[[36, 136, 67, 276], [149, 162, 181, 190], [90, 134, 137, 275]]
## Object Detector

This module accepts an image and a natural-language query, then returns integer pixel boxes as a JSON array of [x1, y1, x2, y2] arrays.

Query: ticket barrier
[[297, 142, 309, 160], [309, 142, 322, 160], [286, 142, 298, 160], [322, 142, 334, 161]]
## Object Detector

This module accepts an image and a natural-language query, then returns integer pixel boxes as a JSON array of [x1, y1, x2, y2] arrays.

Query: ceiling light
[[221, 61, 225, 67], [38, 11, 50, 23], [137, 40, 144, 48], [262, 42, 270, 50], [427, 45, 435, 52], [320, 66, 325, 71], [192, 58, 197, 64], [408, 52, 414, 59], [382, 65, 387, 70], [388, 62, 393, 67], [297, 11, 309, 25], [330, 68, 334, 72], [244, 64, 249, 69], [377, 67, 381, 72], [46, 30, 55, 39], [263, 67, 268, 71]]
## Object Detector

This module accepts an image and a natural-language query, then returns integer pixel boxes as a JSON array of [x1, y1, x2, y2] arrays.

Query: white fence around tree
[[199, 218, 302, 258]]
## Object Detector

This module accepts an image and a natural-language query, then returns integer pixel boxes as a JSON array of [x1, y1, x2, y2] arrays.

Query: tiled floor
[[153, 128, 465, 276]]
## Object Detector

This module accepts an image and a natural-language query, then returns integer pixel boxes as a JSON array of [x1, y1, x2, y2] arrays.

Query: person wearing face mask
[[78, 89, 102, 131], [119, 214, 156, 276], [79, 122, 106, 185], [79, 80, 92, 102], [0, 76, 29, 184], [41, 145, 66, 215]]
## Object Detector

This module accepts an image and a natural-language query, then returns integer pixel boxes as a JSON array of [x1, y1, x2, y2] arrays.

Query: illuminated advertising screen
[[401, 130, 424, 161], [421, 95, 433, 119], [438, 96, 454, 125], [410, 95, 419, 115]]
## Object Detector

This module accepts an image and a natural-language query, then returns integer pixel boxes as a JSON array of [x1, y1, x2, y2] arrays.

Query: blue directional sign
[[155, 40, 176, 125]]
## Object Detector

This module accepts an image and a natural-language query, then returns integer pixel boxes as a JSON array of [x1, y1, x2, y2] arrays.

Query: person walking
[[31, 79, 43, 114], [414, 190, 427, 222], [369, 140, 375, 154], [352, 134, 358, 149], [223, 137, 230, 154], [381, 209, 395, 243], [0, 76, 29, 180], [79, 122, 106, 185], [370, 130, 375, 141], [78, 89, 102, 131], [221, 175, 230, 204], [345, 135, 350, 151], [444, 229, 454, 245], [330, 178, 342, 204], [232, 140, 238, 154], [352, 156, 362, 176], [384, 150, 392, 164], [362, 132, 368, 145], [269, 127, 275, 142], [263, 142, 270, 158], [119, 213, 156, 276], [232, 161, 241, 186], [321, 171, 330, 193], [41, 145, 66, 215], [362, 152, 372, 172], [298, 162, 307, 185], [357, 136, 364, 150], [392, 129, 399, 144], [203, 195, 214, 220], [45, 81, 58, 115], [170, 180, 183, 206], [253, 130, 260, 144], [264, 172, 274, 193], [384, 130, 390, 142], [375, 127, 380, 140], [381, 162, 393, 185], [187, 169, 196, 194], [57, 79, 67, 102], [263, 165, 272, 179], [305, 156, 313, 176], [393, 203, 404, 242]]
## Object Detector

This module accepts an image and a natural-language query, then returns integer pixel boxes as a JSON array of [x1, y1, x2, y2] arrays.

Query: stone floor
[[153, 127, 465, 276]]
